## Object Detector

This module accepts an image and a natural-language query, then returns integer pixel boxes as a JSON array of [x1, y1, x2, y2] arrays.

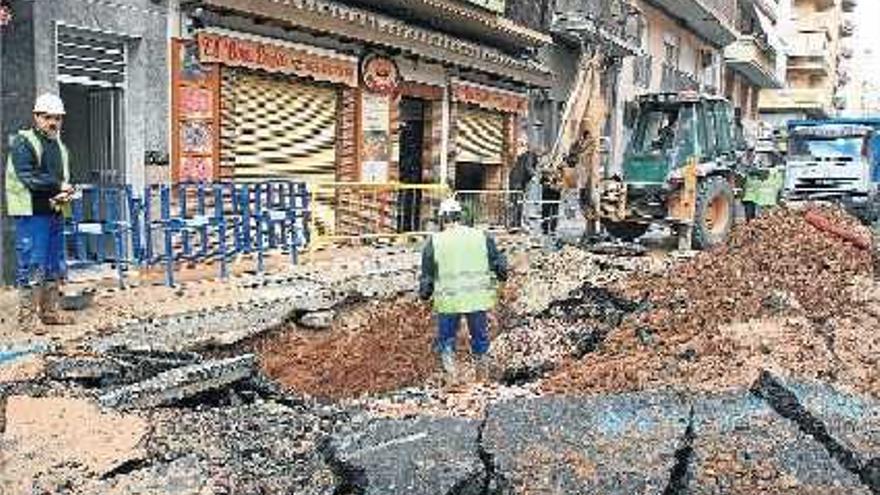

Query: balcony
[[552, 0, 642, 56], [842, 0, 858, 13], [759, 88, 832, 114], [787, 55, 832, 75], [644, 0, 737, 45], [840, 19, 855, 38], [660, 63, 699, 92], [724, 35, 783, 88], [787, 30, 833, 75], [323, 0, 552, 50]]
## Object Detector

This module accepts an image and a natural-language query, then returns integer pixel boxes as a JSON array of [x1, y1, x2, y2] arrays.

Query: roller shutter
[[455, 107, 504, 165], [57, 25, 126, 88], [225, 71, 338, 183]]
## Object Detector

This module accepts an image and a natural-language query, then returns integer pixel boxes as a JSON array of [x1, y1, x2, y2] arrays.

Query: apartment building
[[759, 0, 857, 126], [724, 0, 786, 138], [610, 0, 738, 169]]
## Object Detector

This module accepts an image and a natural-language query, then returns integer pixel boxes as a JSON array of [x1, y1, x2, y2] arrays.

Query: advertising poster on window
[[172, 38, 219, 183], [361, 92, 390, 183]]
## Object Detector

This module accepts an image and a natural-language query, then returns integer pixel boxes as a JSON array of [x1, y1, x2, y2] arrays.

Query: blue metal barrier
[[65, 185, 137, 288], [64, 180, 310, 287]]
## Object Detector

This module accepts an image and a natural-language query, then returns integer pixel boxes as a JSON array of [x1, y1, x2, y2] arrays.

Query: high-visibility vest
[[743, 169, 784, 207], [4, 129, 70, 217], [432, 225, 497, 314]]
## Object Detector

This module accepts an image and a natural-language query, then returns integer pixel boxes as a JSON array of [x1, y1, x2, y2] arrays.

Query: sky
[[854, 0, 880, 87]]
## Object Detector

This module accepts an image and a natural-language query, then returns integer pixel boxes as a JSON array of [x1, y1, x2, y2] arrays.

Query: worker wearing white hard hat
[[419, 195, 508, 383], [4, 92, 76, 332]]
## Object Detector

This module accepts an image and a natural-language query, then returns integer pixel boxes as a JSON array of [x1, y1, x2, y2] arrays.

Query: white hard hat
[[439, 198, 462, 215], [33, 93, 66, 115]]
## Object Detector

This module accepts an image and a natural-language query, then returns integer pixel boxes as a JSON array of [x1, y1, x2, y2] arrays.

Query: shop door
[[397, 98, 425, 232], [60, 85, 125, 186], [56, 25, 127, 186], [455, 106, 504, 190]]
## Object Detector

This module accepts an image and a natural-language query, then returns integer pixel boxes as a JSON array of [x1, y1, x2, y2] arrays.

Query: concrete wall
[[32, 0, 169, 193], [1, 0, 37, 283]]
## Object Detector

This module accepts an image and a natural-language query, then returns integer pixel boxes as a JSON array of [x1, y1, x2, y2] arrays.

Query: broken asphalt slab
[[99, 354, 256, 410], [751, 371, 880, 493], [329, 416, 484, 495], [148, 401, 338, 494], [482, 392, 692, 494], [689, 390, 870, 494], [1, 396, 149, 491]]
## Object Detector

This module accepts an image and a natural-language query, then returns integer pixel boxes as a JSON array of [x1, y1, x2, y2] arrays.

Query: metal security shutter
[[456, 107, 504, 165], [227, 71, 338, 183], [57, 25, 126, 88]]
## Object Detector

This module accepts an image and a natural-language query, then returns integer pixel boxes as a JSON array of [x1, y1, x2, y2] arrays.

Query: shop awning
[[189, 0, 553, 87]]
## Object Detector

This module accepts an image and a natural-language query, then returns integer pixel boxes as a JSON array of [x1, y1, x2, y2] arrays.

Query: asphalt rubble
[[4, 209, 880, 493]]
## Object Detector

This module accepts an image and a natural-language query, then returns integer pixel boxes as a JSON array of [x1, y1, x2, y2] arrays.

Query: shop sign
[[361, 92, 391, 183], [197, 32, 358, 87], [452, 81, 528, 114], [461, 0, 505, 14], [361, 55, 400, 95]]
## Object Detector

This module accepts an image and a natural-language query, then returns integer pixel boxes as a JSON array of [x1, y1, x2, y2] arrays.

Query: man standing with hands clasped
[[5, 93, 76, 333], [419, 198, 508, 382]]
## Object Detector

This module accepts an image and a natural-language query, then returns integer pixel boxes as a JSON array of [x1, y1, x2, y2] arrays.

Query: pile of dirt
[[545, 207, 875, 396]]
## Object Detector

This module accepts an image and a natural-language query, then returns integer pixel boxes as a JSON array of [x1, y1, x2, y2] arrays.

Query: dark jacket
[[509, 151, 537, 192], [10, 130, 66, 215], [419, 231, 509, 301]]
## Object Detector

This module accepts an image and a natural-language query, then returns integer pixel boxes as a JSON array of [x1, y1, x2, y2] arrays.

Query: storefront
[[174, 0, 551, 234], [450, 80, 528, 191]]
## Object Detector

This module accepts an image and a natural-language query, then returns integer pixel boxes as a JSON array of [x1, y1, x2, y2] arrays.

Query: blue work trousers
[[436, 311, 490, 356], [14, 215, 66, 287]]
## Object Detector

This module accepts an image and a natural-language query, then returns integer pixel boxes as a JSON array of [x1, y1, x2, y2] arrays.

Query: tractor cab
[[623, 93, 738, 187], [601, 93, 745, 250]]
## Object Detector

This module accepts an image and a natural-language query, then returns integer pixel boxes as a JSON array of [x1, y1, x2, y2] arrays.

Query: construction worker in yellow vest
[[5, 93, 76, 333], [742, 165, 784, 220], [419, 198, 509, 381]]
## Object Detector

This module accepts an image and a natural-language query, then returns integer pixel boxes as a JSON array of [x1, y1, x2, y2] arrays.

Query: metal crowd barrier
[[453, 189, 525, 231], [309, 182, 449, 248], [64, 180, 310, 287]]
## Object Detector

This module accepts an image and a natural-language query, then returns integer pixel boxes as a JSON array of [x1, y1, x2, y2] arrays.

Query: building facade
[[611, 0, 738, 170], [0, 0, 171, 280], [724, 0, 786, 139], [172, 0, 551, 233], [759, 0, 856, 125]]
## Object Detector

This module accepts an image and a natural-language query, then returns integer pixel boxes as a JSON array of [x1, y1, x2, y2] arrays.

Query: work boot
[[473, 354, 491, 383], [440, 352, 457, 381], [16, 288, 43, 335], [38, 282, 73, 326]]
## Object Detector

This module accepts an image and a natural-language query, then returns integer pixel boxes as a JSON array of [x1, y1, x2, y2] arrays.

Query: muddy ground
[[3, 209, 880, 494]]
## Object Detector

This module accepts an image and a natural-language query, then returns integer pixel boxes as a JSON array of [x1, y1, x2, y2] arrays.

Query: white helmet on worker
[[439, 198, 462, 216], [33, 93, 66, 116]]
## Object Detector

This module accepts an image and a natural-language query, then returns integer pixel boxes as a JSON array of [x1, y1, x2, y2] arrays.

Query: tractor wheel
[[693, 176, 735, 250], [604, 221, 650, 242]]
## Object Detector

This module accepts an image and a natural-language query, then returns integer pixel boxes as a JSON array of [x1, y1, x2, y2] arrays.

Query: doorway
[[59, 84, 125, 186], [397, 97, 426, 232]]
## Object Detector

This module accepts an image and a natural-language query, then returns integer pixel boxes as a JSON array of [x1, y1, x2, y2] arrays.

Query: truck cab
[[784, 123, 877, 221]]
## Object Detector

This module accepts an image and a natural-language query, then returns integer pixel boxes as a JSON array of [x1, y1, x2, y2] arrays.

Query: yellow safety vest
[[432, 225, 497, 314], [4, 129, 70, 217]]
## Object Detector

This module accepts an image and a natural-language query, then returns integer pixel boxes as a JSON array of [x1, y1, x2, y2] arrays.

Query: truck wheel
[[604, 221, 650, 242], [693, 176, 734, 250]]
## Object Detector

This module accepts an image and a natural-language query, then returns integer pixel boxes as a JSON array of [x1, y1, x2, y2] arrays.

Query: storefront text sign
[[197, 32, 358, 87], [452, 81, 527, 114]]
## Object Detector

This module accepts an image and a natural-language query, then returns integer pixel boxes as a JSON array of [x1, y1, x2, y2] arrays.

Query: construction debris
[[545, 207, 874, 396], [99, 355, 256, 410], [0, 396, 148, 493]]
